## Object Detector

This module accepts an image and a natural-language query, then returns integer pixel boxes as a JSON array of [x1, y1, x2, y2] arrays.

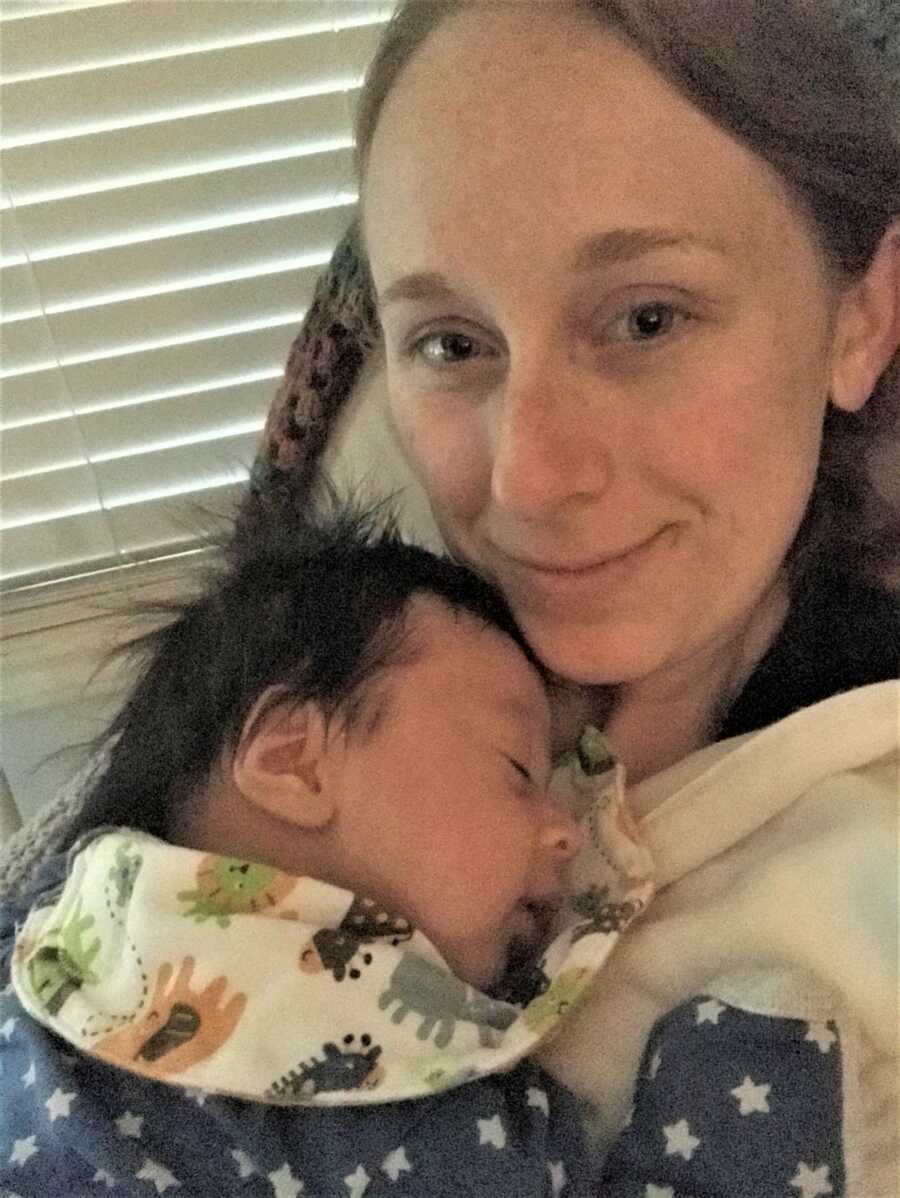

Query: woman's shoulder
[[718, 573, 899, 739]]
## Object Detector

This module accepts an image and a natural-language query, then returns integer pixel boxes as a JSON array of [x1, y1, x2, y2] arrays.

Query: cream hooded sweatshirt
[[541, 680, 898, 1198]]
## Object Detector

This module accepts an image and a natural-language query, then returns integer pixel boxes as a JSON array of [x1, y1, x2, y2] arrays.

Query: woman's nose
[[489, 365, 612, 518]]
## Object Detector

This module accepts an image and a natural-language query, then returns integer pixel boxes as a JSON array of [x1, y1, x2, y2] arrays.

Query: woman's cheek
[[389, 382, 490, 520]]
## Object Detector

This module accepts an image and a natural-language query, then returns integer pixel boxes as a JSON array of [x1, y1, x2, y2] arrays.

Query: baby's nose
[[541, 802, 585, 862]]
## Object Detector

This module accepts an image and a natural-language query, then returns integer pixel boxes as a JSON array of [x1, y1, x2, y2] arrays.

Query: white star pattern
[[135, 1159, 180, 1193], [9, 1135, 38, 1167], [644, 1186, 675, 1198], [804, 1023, 837, 1054], [343, 1164, 370, 1197], [663, 1118, 701, 1161], [526, 1086, 550, 1117], [116, 1110, 144, 1138], [21, 1061, 36, 1088], [695, 998, 725, 1026], [45, 1087, 76, 1121], [268, 1162, 304, 1198], [649, 1047, 662, 1079], [0, 1016, 18, 1041], [477, 1113, 507, 1149], [381, 1146, 412, 1181], [547, 1160, 566, 1196], [731, 1075, 771, 1116], [183, 1087, 207, 1106], [231, 1149, 256, 1179], [790, 1162, 833, 1198], [93, 1170, 115, 1188]]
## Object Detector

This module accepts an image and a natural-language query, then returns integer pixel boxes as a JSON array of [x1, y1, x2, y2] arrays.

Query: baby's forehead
[[403, 592, 530, 659], [400, 594, 550, 722]]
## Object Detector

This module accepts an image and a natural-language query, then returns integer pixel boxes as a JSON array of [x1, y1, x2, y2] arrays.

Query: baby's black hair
[[79, 479, 540, 839]]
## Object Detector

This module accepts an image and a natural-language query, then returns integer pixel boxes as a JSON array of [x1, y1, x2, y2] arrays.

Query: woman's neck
[[552, 575, 790, 785], [610, 576, 790, 782]]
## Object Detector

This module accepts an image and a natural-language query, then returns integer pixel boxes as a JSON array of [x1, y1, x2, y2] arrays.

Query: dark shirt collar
[[718, 573, 900, 740]]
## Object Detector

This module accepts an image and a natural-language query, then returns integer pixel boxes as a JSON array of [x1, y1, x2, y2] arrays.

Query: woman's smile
[[487, 525, 678, 611]]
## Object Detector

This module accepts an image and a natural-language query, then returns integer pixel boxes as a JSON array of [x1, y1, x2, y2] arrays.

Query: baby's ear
[[829, 221, 900, 413], [232, 690, 336, 829]]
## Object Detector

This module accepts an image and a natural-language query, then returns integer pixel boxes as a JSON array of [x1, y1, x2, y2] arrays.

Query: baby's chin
[[445, 934, 525, 994]]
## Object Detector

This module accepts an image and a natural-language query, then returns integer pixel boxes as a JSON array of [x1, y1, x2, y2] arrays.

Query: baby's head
[[86, 494, 583, 988]]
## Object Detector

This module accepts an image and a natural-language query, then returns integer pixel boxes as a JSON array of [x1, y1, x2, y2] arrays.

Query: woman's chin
[[518, 613, 676, 688]]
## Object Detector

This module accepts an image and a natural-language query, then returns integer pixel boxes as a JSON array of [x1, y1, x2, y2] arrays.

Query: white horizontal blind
[[0, 0, 393, 594]]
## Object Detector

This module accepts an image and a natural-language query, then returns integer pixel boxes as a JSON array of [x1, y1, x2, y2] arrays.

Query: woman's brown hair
[[352, 0, 900, 590]]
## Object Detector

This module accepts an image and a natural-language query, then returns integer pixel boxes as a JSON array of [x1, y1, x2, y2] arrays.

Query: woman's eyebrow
[[378, 272, 462, 309], [569, 227, 734, 271], [378, 226, 733, 309]]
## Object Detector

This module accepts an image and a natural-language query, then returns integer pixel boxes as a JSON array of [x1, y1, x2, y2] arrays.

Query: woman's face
[[362, 4, 855, 688]]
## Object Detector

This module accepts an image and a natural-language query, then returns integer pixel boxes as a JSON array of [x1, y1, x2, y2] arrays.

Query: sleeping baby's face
[[323, 595, 584, 988]]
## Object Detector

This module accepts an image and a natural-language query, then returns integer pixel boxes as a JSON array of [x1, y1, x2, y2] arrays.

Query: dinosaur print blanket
[[7, 737, 653, 1109], [0, 736, 652, 1196]]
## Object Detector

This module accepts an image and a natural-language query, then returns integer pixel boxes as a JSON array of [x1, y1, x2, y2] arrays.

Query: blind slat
[[1, 260, 43, 320], [2, 24, 382, 146], [77, 379, 272, 464], [1, 2, 387, 82], [2, 462, 101, 530], [0, 307, 57, 375], [0, 509, 120, 587], [42, 268, 316, 369], [108, 480, 247, 561], [1, 92, 354, 207], [1, 324, 294, 428], [3, 381, 271, 488], [0, 364, 73, 428], [0, 481, 248, 589], [25, 205, 351, 321], [8, 146, 355, 261], [2, 431, 259, 532], [93, 429, 260, 509], [2, 416, 85, 480], [74, 324, 296, 403]]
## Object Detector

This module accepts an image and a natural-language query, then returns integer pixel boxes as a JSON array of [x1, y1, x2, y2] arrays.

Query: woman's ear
[[829, 221, 900, 413], [232, 690, 337, 830]]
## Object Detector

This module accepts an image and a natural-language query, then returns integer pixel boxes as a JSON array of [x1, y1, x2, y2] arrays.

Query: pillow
[[321, 348, 445, 553]]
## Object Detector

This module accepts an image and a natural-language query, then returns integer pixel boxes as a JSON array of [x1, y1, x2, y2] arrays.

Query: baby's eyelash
[[509, 758, 533, 783]]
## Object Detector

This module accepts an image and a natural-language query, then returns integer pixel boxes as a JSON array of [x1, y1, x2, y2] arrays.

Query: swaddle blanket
[[10, 732, 653, 1108]]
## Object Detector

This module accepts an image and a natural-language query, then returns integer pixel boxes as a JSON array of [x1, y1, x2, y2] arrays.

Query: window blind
[[0, 0, 393, 597]]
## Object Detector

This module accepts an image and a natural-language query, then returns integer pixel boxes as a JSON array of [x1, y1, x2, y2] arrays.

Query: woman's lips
[[491, 527, 672, 600], [512, 549, 643, 573]]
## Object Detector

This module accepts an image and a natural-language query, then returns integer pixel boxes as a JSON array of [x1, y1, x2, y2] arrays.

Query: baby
[[0, 492, 641, 1197]]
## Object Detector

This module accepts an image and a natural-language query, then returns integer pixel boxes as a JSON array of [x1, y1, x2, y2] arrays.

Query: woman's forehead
[[362, 4, 806, 288]]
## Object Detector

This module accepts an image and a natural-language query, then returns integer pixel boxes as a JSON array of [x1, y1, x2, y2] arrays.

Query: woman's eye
[[405, 330, 486, 369], [630, 303, 675, 339], [606, 301, 690, 346]]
